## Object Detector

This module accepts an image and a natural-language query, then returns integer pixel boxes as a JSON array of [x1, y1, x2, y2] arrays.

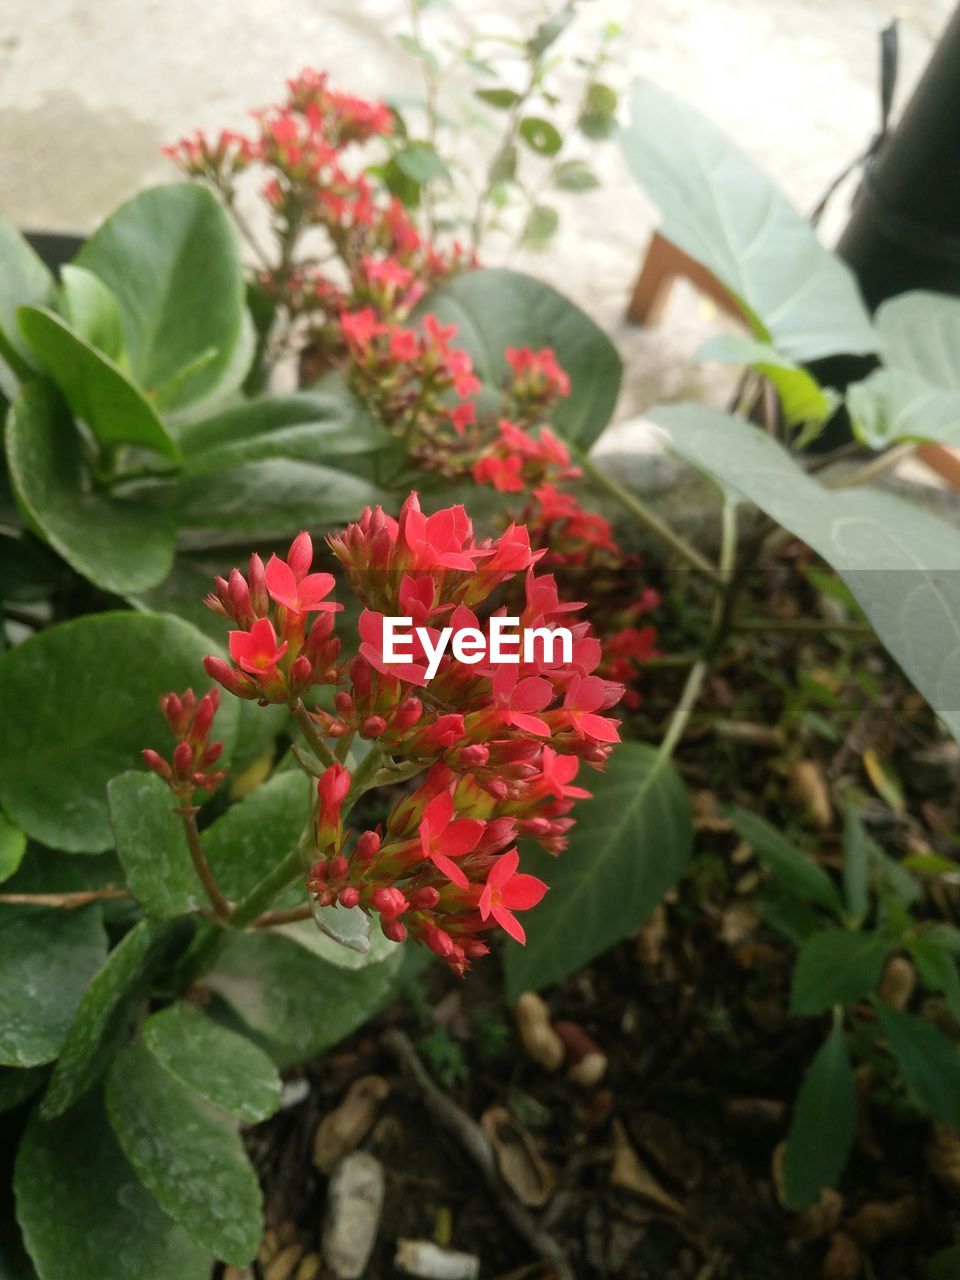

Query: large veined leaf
[[875, 1003, 960, 1128], [0, 611, 238, 852], [6, 381, 175, 594], [650, 403, 960, 741], [41, 919, 183, 1119], [108, 772, 206, 918], [106, 1041, 262, 1265], [621, 80, 877, 362], [696, 334, 839, 430], [0, 906, 107, 1067], [142, 1003, 281, 1124], [789, 931, 889, 1014], [503, 742, 693, 997], [76, 184, 245, 410], [413, 267, 622, 447], [18, 307, 180, 460], [205, 931, 406, 1066], [0, 217, 54, 374], [847, 292, 960, 448], [15, 1089, 212, 1280], [782, 1023, 857, 1210]]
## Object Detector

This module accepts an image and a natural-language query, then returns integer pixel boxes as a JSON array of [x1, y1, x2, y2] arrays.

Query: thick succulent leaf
[[76, 184, 245, 410], [41, 919, 185, 1118], [108, 772, 205, 918], [782, 1023, 857, 1210], [0, 610, 237, 852], [620, 79, 876, 361], [6, 381, 175, 594], [15, 1088, 212, 1280], [413, 266, 622, 447], [202, 769, 312, 903], [58, 265, 126, 362], [0, 216, 54, 372], [503, 742, 692, 996], [17, 308, 179, 460], [142, 1003, 281, 1124], [650, 403, 960, 741], [0, 811, 27, 884], [106, 1041, 262, 1264]]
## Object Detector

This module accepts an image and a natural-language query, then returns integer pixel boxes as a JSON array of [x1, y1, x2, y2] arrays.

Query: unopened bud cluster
[[142, 688, 226, 798]]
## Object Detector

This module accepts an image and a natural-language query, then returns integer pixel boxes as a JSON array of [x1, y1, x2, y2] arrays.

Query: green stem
[[731, 617, 873, 636], [175, 802, 233, 922], [576, 450, 722, 582], [290, 698, 338, 767]]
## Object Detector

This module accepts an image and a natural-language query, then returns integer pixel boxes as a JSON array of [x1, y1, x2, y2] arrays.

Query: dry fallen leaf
[[877, 956, 917, 1011], [312, 1075, 391, 1174], [792, 1187, 843, 1242], [788, 760, 833, 829], [609, 1119, 686, 1216], [627, 1112, 702, 1191], [847, 1194, 918, 1246], [720, 902, 759, 946], [821, 1231, 861, 1280], [637, 904, 668, 967], [481, 1105, 556, 1208]]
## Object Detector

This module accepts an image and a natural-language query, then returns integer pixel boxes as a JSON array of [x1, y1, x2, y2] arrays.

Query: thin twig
[[731, 617, 873, 636], [253, 903, 314, 928], [821, 441, 914, 490], [175, 804, 233, 922], [0, 886, 131, 909], [290, 697, 339, 768], [383, 1029, 574, 1280]]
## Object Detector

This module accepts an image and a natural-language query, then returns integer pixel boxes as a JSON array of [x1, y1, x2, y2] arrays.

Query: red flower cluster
[[143, 688, 226, 798], [200, 498, 622, 973]]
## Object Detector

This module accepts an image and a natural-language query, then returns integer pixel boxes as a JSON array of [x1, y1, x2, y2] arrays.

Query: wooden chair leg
[[917, 443, 960, 492], [627, 231, 747, 328]]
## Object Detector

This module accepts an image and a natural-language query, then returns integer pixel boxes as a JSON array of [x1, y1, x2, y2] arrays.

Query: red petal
[[492, 903, 526, 944], [501, 873, 548, 910], [423, 791, 453, 833], [510, 712, 551, 736], [581, 713, 620, 743], [489, 848, 519, 888], [429, 850, 469, 889], [511, 676, 554, 713], [441, 818, 484, 855], [264, 556, 298, 610]]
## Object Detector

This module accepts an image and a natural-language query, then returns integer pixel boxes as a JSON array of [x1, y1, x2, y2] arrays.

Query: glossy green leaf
[[0, 216, 54, 372], [15, 1088, 212, 1280], [528, 7, 575, 57], [143, 1003, 281, 1124], [554, 159, 600, 191], [650, 403, 960, 742], [0, 610, 237, 852], [76, 184, 245, 410], [729, 808, 843, 914], [696, 334, 839, 429], [6, 381, 175, 594], [205, 931, 406, 1064], [908, 934, 960, 1023], [203, 769, 312, 903], [847, 367, 960, 451], [41, 919, 183, 1119], [394, 142, 451, 185], [475, 87, 520, 110], [875, 1003, 960, 1127], [106, 1040, 261, 1264], [521, 204, 560, 250], [519, 117, 562, 156], [842, 806, 871, 923], [0, 811, 26, 884], [621, 80, 876, 361], [414, 267, 621, 446], [58, 265, 126, 362], [578, 82, 618, 139], [503, 743, 692, 996], [790, 931, 888, 1015], [782, 1023, 856, 1210], [108, 772, 206, 917], [18, 308, 179, 460], [178, 389, 387, 476], [0, 907, 107, 1067]]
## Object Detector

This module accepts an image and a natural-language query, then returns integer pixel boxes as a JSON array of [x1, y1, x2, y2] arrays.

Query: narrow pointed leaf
[[875, 1003, 960, 1128], [790, 931, 888, 1015], [782, 1024, 856, 1209]]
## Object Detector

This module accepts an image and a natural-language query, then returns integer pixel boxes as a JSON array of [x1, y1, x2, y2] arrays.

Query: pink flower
[[492, 665, 553, 736], [561, 675, 621, 743], [264, 535, 340, 616], [229, 617, 288, 676], [538, 745, 592, 800], [479, 849, 547, 944], [418, 791, 484, 889]]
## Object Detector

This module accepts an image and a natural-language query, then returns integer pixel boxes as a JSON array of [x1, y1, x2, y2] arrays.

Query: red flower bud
[[393, 697, 423, 730], [372, 887, 408, 920], [335, 691, 355, 718], [354, 830, 381, 864], [338, 886, 360, 908], [408, 886, 440, 910], [361, 715, 387, 738], [142, 748, 171, 779], [173, 741, 194, 779], [382, 919, 408, 943]]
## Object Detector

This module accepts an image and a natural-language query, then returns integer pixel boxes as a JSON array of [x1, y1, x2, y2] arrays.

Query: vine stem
[[174, 802, 233, 922], [290, 697, 339, 767], [576, 450, 723, 582]]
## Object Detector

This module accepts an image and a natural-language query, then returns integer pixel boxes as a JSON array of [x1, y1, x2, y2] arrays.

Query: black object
[[23, 231, 85, 275]]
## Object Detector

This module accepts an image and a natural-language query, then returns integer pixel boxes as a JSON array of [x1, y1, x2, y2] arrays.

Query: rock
[[394, 1239, 481, 1279], [313, 1074, 391, 1173], [322, 1152, 385, 1279]]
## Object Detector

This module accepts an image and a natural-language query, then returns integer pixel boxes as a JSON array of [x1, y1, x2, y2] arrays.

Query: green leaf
[[41, 919, 183, 1119], [842, 806, 871, 923], [0, 610, 237, 852], [503, 743, 692, 996], [394, 142, 451, 186], [76, 184, 245, 410], [621, 80, 876, 361], [0, 811, 26, 884], [18, 307, 180, 460], [0, 1066, 45, 1113], [518, 117, 562, 156], [488, 143, 518, 186], [142, 1003, 281, 1124], [202, 769, 312, 903], [578, 82, 618, 139], [847, 367, 960, 452], [782, 1023, 857, 1210], [174, 458, 387, 544], [0, 906, 107, 1067], [15, 1088, 212, 1280], [414, 267, 621, 447], [475, 87, 521, 110], [790, 931, 889, 1015], [928, 1245, 960, 1279], [58, 265, 126, 362], [205, 931, 406, 1065], [696, 334, 839, 429], [875, 1003, 960, 1127], [108, 772, 206, 917], [528, 7, 575, 57], [908, 934, 960, 1023], [0, 216, 54, 373], [178, 389, 388, 476], [729, 808, 842, 913], [396, 34, 440, 77], [6, 381, 175, 594], [554, 159, 600, 191], [650, 403, 960, 742], [521, 204, 560, 250], [106, 1040, 261, 1264]]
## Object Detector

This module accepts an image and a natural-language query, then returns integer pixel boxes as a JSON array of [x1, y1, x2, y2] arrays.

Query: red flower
[[264, 533, 340, 616], [229, 617, 288, 677], [418, 791, 484, 889], [562, 675, 621, 743], [492, 665, 553, 736], [478, 849, 548, 944]]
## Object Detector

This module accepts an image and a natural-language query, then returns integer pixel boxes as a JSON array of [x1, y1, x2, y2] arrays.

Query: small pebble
[[295, 1255, 322, 1280], [394, 1239, 480, 1280], [323, 1152, 385, 1279], [265, 1243, 304, 1280], [279, 1078, 311, 1109]]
